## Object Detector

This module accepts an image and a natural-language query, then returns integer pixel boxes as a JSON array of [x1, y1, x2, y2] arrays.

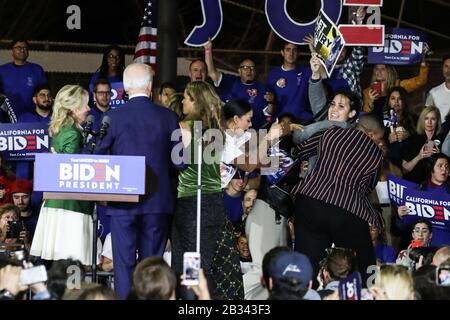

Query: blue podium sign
[[34, 154, 145, 195]]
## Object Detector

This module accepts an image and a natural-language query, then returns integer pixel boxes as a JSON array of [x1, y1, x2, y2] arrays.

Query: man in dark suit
[[95, 63, 183, 299]]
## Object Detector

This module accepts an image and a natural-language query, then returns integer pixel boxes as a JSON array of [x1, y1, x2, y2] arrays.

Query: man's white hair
[[123, 63, 154, 92]]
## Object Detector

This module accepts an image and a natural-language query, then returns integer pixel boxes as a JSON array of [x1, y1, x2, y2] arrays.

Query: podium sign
[[34, 154, 146, 202]]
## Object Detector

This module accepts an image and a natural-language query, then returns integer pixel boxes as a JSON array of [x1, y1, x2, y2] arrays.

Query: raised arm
[[204, 38, 222, 85], [308, 54, 328, 118]]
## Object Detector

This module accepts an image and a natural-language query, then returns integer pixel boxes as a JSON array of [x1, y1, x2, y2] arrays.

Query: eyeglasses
[[13, 46, 28, 51], [108, 54, 120, 60], [239, 65, 255, 71], [95, 91, 112, 96], [37, 93, 52, 99]]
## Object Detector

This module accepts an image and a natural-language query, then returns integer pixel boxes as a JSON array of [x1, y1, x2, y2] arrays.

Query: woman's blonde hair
[[49, 85, 89, 137], [183, 81, 222, 131], [416, 106, 441, 135], [376, 265, 414, 300], [370, 64, 398, 95]]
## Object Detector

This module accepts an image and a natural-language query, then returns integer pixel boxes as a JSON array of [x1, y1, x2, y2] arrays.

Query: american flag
[[133, 0, 158, 70]]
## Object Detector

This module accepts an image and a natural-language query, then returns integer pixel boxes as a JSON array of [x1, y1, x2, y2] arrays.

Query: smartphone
[[411, 239, 424, 248], [371, 81, 382, 96], [338, 272, 362, 300], [183, 252, 200, 286], [436, 265, 450, 286], [20, 265, 48, 286], [424, 140, 435, 153]]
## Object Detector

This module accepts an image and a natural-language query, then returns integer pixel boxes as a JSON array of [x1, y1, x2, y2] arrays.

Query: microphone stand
[[88, 124, 108, 283], [91, 203, 99, 283], [85, 130, 99, 282]]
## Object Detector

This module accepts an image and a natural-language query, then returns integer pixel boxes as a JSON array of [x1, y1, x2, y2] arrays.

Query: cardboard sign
[[314, 9, 346, 78]]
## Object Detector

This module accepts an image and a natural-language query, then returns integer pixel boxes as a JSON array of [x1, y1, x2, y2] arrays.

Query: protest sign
[[313, 9, 346, 78]]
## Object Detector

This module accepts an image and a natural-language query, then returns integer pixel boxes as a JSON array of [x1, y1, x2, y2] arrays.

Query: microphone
[[97, 115, 111, 141], [83, 115, 95, 144]]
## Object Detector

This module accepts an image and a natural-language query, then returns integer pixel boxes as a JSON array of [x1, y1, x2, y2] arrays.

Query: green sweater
[[177, 121, 222, 198], [44, 124, 94, 214]]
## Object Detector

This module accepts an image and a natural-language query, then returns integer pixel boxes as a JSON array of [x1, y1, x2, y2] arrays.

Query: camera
[[6, 220, 23, 239], [409, 247, 438, 264]]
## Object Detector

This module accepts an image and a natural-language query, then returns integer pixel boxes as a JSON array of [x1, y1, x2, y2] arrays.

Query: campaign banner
[[387, 174, 450, 231], [368, 28, 427, 65], [0, 123, 50, 161], [313, 9, 346, 78], [110, 82, 126, 109], [34, 154, 146, 195]]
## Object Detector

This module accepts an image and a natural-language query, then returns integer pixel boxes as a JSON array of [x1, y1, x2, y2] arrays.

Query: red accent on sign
[[344, 0, 383, 5], [339, 25, 384, 46]]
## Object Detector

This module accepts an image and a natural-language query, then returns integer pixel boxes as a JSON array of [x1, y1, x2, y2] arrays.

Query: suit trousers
[[110, 213, 169, 300], [294, 195, 375, 286]]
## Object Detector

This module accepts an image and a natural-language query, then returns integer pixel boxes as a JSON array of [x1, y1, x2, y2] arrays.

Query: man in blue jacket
[[95, 63, 184, 299]]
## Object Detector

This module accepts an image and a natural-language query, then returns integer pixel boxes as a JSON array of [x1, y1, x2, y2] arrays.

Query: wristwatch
[[0, 289, 15, 299]]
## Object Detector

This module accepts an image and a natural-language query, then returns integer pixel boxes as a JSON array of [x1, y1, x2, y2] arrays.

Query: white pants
[[243, 199, 287, 300]]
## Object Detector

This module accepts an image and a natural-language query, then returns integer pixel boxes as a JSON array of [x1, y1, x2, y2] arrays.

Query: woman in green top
[[31, 85, 94, 266], [171, 81, 243, 299]]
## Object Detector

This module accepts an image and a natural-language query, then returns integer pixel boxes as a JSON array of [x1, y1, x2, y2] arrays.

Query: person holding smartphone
[[402, 106, 444, 184], [363, 44, 430, 115], [396, 220, 433, 268]]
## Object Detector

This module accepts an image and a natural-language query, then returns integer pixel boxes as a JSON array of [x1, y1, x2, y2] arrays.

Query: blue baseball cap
[[269, 251, 313, 288]]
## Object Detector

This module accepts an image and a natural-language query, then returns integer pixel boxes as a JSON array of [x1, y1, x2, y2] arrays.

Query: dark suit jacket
[[95, 96, 183, 215]]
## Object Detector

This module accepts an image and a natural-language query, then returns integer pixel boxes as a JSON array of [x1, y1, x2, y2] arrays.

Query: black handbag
[[263, 159, 302, 219]]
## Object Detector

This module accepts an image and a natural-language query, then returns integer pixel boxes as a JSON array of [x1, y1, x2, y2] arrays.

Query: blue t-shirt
[[18, 110, 52, 125], [375, 243, 397, 264], [15, 110, 51, 180], [267, 65, 313, 121], [0, 62, 47, 117], [23, 207, 40, 238], [217, 74, 270, 130], [223, 192, 244, 226], [87, 105, 110, 133]]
